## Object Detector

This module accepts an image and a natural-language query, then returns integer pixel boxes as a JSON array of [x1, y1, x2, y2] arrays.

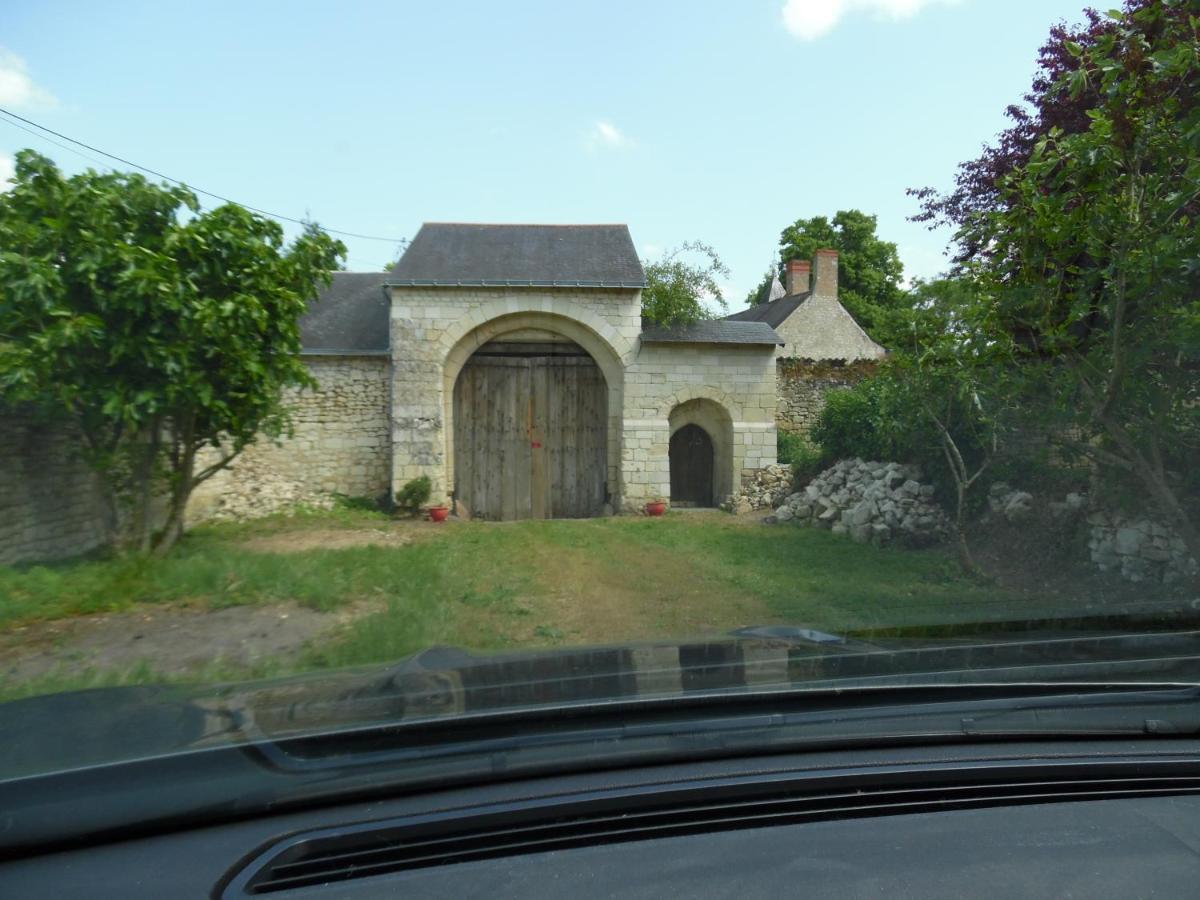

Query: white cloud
[[0, 154, 13, 193], [586, 120, 631, 151], [0, 48, 56, 108], [781, 0, 961, 41]]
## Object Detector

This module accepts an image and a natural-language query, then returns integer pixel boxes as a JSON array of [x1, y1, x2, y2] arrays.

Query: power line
[[0, 106, 408, 246]]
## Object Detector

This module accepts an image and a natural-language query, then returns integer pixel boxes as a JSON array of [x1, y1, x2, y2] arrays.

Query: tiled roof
[[640, 320, 783, 346], [387, 223, 646, 287], [723, 291, 811, 328], [300, 272, 389, 353]]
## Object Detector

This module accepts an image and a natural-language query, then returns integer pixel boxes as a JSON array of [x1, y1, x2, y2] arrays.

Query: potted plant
[[645, 497, 667, 517], [427, 503, 450, 523], [395, 475, 432, 518]]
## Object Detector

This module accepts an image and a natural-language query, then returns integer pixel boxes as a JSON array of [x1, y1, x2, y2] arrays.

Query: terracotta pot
[[645, 501, 667, 517], [427, 505, 450, 523]]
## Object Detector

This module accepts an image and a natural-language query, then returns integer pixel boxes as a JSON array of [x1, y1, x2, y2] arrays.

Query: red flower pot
[[645, 501, 667, 517], [427, 505, 450, 523]]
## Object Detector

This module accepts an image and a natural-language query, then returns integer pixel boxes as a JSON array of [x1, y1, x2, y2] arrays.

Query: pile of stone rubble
[[1086, 510, 1196, 584], [722, 464, 793, 514], [767, 458, 948, 545]]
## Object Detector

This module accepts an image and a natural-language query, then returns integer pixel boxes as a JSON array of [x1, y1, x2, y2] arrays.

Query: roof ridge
[[420, 222, 631, 228]]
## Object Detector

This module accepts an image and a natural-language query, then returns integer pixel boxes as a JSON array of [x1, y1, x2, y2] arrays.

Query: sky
[[2, 0, 1097, 308]]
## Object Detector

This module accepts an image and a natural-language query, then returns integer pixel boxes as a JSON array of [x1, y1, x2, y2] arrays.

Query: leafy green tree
[[641, 241, 729, 327], [0, 150, 345, 553], [956, 1, 1200, 568], [885, 280, 1013, 573], [744, 210, 907, 339]]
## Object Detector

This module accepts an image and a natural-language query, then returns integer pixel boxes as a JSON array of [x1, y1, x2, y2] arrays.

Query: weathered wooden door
[[670, 424, 714, 507], [454, 350, 607, 520]]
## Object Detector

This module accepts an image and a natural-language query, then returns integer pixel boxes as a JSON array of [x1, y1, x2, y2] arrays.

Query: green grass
[[0, 510, 1047, 697]]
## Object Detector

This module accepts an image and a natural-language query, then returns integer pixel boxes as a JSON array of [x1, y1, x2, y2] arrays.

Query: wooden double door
[[453, 348, 608, 520]]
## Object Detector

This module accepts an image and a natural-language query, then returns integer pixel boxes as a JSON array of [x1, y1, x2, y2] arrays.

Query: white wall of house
[[772, 295, 885, 362]]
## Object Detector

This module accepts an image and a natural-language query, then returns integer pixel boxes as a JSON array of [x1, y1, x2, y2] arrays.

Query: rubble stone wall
[[188, 355, 392, 522], [0, 406, 111, 565], [776, 359, 877, 437]]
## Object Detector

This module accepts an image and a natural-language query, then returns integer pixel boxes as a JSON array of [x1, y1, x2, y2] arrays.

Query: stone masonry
[[389, 285, 778, 513], [775, 359, 878, 438], [0, 407, 112, 565], [188, 356, 391, 521]]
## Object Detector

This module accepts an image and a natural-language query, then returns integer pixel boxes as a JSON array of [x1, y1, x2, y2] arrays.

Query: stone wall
[[624, 343, 779, 509], [0, 407, 111, 565], [776, 359, 877, 437], [723, 464, 793, 514], [187, 355, 391, 521], [1087, 511, 1195, 584]]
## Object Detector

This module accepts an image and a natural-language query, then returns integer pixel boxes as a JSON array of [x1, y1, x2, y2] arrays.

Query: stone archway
[[443, 312, 624, 516], [668, 398, 734, 507]]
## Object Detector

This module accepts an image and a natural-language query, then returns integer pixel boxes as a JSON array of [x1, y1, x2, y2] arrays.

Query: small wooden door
[[670, 424, 714, 507], [454, 350, 607, 520]]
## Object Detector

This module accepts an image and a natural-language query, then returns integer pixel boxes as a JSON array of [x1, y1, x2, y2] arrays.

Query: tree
[[951, 1, 1200, 569], [0, 150, 345, 553], [885, 279, 1012, 574], [641, 241, 729, 327], [909, 0, 1193, 264], [744, 210, 907, 339]]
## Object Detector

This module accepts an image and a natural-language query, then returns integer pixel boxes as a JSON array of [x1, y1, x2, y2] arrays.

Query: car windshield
[[0, 0, 1197, 812]]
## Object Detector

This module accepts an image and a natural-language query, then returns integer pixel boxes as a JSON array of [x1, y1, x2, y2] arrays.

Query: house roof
[[387, 223, 647, 288], [640, 320, 784, 346], [723, 291, 812, 329], [300, 272, 390, 353]]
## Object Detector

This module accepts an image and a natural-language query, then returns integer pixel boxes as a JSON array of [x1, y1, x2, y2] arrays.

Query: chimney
[[812, 248, 838, 297], [784, 259, 810, 296]]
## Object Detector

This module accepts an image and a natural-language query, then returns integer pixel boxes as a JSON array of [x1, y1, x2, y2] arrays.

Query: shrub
[[331, 493, 385, 513], [777, 430, 826, 489], [395, 475, 432, 515], [810, 382, 894, 463]]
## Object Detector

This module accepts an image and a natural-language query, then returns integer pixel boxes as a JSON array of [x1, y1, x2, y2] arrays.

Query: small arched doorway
[[670, 424, 715, 507]]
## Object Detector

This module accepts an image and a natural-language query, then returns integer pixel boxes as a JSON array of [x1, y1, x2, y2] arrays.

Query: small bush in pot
[[395, 475, 432, 517]]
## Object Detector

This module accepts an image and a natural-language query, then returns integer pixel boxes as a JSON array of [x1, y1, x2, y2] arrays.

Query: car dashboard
[[4, 737, 1200, 898]]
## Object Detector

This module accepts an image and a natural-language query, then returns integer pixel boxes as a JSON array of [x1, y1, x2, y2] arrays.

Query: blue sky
[[3, 0, 1095, 307]]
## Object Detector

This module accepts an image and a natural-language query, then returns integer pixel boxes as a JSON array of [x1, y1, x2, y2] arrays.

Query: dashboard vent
[[231, 768, 1200, 894]]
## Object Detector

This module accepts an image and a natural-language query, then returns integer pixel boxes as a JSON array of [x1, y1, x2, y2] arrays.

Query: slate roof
[[387, 223, 646, 287], [300, 272, 390, 353], [640, 320, 784, 346], [723, 291, 811, 329]]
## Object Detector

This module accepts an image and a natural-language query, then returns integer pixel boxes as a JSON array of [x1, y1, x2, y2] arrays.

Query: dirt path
[[0, 599, 381, 684], [508, 513, 780, 645]]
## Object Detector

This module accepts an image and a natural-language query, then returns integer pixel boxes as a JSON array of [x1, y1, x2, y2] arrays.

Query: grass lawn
[[0, 508, 1055, 699]]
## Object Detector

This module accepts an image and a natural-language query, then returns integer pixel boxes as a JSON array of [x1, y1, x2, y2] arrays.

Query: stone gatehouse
[[191, 223, 785, 521]]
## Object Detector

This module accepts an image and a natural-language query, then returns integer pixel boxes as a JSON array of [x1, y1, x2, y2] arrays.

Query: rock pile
[[1087, 511, 1196, 584], [723, 464, 793, 514], [768, 458, 948, 545]]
